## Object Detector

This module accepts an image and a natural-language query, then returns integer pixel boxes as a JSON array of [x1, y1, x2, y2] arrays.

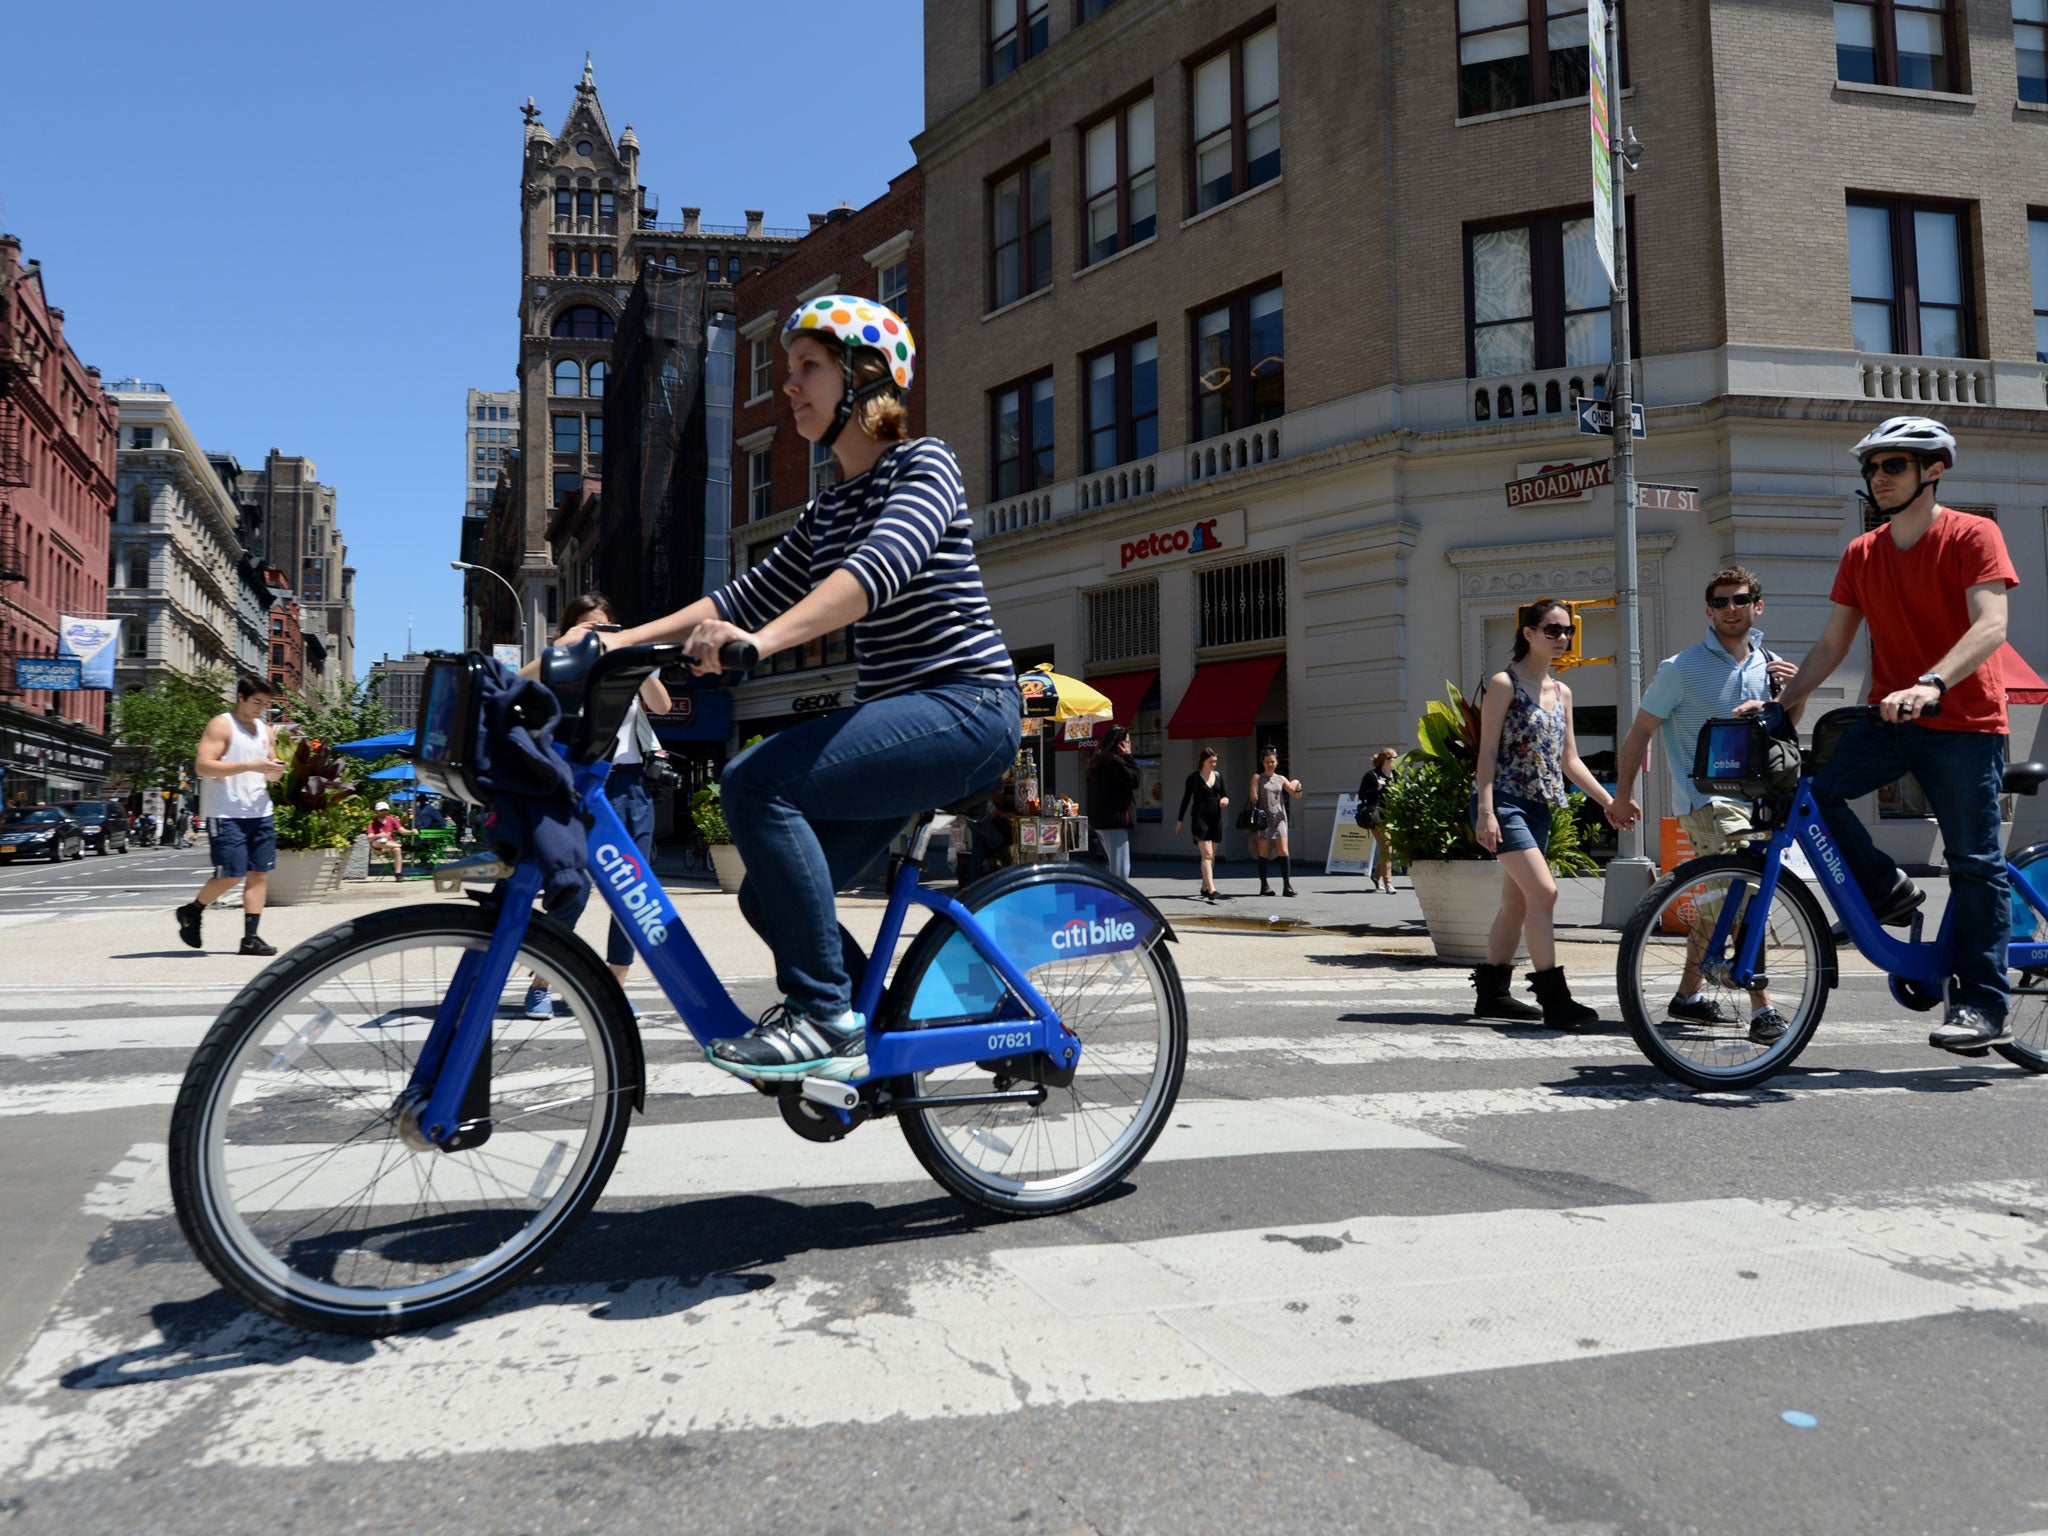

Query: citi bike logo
[[1807, 827, 1849, 888], [596, 842, 669, 946], [1051, 915, 1137, 952]]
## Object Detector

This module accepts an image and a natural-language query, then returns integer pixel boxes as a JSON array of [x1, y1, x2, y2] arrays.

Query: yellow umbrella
[[1018, 663, 1113, 722]]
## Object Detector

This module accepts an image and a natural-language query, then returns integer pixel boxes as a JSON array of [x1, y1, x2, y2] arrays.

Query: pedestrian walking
[[1356, 748, 1399, 893], [1174, 746, 1230, 902], [1087, 725, 1143, 880], [524, 592, 672, 1019], [1247, 744, 1301, 897], [1608, 564, 1797, 1044], [1469, 599, 1617, 1027], [175, 676, 286, 956]]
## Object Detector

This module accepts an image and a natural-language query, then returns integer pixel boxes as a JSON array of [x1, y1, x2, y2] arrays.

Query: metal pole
[[452, 561, 531, 663], [1600, 1, 1655, 926]]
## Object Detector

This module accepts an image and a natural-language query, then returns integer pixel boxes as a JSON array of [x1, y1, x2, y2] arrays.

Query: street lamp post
[[450, 561, 531, 663]]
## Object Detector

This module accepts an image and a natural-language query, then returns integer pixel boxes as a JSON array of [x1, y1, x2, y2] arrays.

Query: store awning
[[1166, 655, 1283, 740], [2002, 644, 2048, 706], [1055, 670, 1158, 751]]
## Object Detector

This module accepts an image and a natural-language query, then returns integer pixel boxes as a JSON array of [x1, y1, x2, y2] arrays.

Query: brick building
[[0, 234, 120, 802], [262, 566, 306, 698], [914, 0, 2048, 864], [225, 449, 354, 695]]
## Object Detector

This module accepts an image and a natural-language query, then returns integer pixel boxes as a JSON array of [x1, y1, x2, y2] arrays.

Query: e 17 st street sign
[[1636, 483, 1701, 512], [1577, 396, 1645, 437]]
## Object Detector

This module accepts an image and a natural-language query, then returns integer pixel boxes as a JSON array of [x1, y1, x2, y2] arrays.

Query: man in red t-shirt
[[368, 801, 405, 878], [1762, 416, 2017, 1051]]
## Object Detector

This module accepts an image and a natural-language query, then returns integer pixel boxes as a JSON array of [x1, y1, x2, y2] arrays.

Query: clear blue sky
[[0, 0, 925, 673]]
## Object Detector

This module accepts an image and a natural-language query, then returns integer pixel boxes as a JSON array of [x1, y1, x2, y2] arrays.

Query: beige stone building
[[911, 0, 2048, 864]]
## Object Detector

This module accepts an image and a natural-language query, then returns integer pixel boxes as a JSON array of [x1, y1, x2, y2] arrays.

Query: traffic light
[[1553, 598, 1616, 672]]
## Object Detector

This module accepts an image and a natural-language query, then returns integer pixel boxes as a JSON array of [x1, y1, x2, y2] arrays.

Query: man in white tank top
[[176, 677, 287, 956]]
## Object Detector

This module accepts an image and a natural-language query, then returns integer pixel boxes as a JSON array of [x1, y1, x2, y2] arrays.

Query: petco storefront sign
[[1103, 508, 1245, 575]]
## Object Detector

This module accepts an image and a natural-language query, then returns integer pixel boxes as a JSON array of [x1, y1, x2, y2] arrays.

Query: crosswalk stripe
[[9, 1178, 2043, 1477]]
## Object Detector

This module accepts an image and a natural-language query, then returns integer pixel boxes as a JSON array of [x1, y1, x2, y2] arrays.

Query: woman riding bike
[[589, 296, 1021, 1081]]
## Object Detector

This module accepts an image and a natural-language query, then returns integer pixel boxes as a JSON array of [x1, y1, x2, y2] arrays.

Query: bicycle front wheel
[[1617, 854, 1832, 1090], [169, 904, 636, 1336], [883, 870, 1188, 1216]]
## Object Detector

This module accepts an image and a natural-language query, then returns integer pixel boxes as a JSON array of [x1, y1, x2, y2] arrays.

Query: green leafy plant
[[111, 667, 235, 793], [1542, 790, 1602, 877], [689, 781, 732, 845], [269, 736, 371, 851]]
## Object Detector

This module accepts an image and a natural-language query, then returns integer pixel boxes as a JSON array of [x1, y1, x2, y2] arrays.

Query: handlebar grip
[[720, 640, 759, 672], [537, 630, 602, 690]]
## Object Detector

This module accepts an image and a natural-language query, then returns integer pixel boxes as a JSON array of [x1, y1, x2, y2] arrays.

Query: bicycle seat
[[2005, 762, 2048, 795], [939, 777, 1009, 816]]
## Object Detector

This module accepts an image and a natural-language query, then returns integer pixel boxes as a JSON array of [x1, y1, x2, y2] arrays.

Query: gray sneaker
[[1747, 1008, 1789, 1045], [1929, 1007, 2008, 1052], [1666, 994, 1732, 1025], [708, 1001, 868, 1081]]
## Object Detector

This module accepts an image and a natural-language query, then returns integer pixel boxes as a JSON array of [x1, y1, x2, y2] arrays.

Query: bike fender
[[2010, 840, 2048, 869], [950, 860, 1178, 945]]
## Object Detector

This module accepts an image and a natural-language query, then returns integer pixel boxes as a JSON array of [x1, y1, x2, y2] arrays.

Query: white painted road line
[[7, 1179, 2044, 1477]]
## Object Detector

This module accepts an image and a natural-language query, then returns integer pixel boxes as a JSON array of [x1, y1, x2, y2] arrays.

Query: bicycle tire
[[1617, 853, 1833, 1090], [1996, 845, 2048, 1072], [169, 903, 637, 1336], [882, 868, 1187, 1217]]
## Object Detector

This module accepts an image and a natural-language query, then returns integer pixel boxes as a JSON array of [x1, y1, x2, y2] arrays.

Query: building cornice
[[861, 229, 914, 270]]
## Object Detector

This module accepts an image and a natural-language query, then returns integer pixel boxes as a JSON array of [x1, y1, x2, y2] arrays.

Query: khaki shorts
[[1679, 800, 1755, 858]]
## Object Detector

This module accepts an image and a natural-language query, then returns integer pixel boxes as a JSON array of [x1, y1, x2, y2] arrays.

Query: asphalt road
[[0, 856, 2045, 1535], [0, 838, 216, 923]]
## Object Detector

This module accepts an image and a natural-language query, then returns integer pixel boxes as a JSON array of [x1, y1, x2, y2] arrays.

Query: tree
[[111, 668, 233, 794], [281, 676, 393, 757]]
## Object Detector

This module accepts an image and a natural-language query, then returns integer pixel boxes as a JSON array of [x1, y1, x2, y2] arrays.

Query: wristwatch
[[1916, 672, 1948, 695]]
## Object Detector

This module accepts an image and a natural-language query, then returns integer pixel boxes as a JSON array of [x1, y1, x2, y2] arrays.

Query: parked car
[[0, 806, 86, 863], [60, 800, 129, 855]]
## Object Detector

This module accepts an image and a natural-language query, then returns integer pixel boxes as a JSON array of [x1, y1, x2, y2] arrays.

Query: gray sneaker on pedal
[[1929, 1006, 2008, 1052], [1747, 1007, 1790, 1045], [708, 1001, 868, 1081], [1666, 994, 1732, 1025]]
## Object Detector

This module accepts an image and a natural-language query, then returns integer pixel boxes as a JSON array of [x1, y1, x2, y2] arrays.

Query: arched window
[[597, 250, 614, 278], [726, 255, 741, 282], [553, 248, 571, 276], [554, 189, 571, 218], [587, 360, 607, 399], [576, 190, 595, 219], [550, 306, 614, 340], [553, 358, 582, 396], [576, 249, 593, 277]]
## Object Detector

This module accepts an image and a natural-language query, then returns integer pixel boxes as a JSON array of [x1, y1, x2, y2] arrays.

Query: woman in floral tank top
[[1469, 598, 1617, 1029]]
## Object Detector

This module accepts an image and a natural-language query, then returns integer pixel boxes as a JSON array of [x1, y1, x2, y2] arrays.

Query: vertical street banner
[[1588, 0, 1615, 287], [57, 616, 121, 688]]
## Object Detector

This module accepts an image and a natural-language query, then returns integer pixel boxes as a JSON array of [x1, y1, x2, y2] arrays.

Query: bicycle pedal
[[799, 1078, 859, 1112]]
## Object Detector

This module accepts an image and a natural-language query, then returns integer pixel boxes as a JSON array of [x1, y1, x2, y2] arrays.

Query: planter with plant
[[1381, 683, 1597, 962], [690, 781, 746, 894], [266, 736, 371, 904]]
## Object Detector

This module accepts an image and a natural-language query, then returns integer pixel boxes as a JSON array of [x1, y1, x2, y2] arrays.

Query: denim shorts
[[208, 815, 277, 878], [1471, 793, 1552, 855]]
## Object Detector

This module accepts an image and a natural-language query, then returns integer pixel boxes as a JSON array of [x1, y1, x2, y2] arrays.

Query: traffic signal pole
[[1599, 0, 1656, 926]]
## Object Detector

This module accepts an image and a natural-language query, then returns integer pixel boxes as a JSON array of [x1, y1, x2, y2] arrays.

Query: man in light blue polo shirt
[[1609, 565, 1797, 1042]]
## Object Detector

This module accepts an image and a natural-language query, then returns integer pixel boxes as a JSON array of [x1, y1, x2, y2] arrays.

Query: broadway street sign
[[1507, 459, 1613, 507]]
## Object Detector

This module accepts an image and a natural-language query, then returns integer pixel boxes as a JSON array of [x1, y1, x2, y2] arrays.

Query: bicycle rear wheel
[[169, 904, 636, 1336], [1617, 854, 1832, 1090], [1997, 845, 2048, 1072], [883, 869, 1187, 1216]]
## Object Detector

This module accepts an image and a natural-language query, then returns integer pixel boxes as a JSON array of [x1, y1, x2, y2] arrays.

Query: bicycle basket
[[1692, 716, 1796, 799], [413, 651, 488, 806]]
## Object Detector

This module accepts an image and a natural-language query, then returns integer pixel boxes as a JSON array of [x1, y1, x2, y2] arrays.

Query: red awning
[[2002, 643, 2048, 706], [1054, 670, 1158, 750], [1167, 655, 1284, 740]]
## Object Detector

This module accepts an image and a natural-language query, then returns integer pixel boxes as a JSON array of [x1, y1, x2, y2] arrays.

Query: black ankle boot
[[1472, 962, 1543, 1021], [1528, 967, 1600, 1030]]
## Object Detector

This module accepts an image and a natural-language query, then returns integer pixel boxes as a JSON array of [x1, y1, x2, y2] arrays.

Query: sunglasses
[[1706, 593, 1757, 610], [1861, 455, 1920, 480], [1537, 622, 1575, 639]]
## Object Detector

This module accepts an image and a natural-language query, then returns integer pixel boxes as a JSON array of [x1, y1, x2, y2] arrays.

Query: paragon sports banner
[[57, 616, 121, 688]]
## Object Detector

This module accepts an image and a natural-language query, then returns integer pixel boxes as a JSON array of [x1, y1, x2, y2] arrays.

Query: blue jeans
[[1098, 828, 1132, 878], [723, 678, 1022, 1017], [1812, 719, 2009, 1021], [555, 763, 657, 967]]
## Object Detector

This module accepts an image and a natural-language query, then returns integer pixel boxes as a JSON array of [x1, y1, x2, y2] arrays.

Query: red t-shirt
[[1831, 506, 2019, 734], [369, 815, 402, 839]]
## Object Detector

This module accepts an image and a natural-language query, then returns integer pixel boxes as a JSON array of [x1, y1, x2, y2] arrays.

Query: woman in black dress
[[1174, 745, 1230, 903]]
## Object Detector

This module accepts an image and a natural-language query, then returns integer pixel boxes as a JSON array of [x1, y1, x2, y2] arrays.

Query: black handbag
[[1235, 802, 1271, 833]]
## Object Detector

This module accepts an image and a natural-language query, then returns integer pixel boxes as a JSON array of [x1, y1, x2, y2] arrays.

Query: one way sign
[[1576, 396, 1646, 438]]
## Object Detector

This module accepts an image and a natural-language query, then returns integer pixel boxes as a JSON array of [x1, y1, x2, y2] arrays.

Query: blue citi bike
[[1617, 702, 2048, 1090], [168, 639, 1188, 1335]]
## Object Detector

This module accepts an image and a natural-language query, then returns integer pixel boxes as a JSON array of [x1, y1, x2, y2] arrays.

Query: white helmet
[[1850, 416, 1956, 468]]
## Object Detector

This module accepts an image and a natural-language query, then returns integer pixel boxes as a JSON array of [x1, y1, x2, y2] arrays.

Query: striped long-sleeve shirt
[[710, 437, 1014, 703]]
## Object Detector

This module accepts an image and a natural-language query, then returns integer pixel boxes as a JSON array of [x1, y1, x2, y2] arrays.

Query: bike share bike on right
[[1616, 702, 2048, 1089]]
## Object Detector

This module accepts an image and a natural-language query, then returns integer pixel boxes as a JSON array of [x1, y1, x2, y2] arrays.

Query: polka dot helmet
[[781, 294, 916, 393]]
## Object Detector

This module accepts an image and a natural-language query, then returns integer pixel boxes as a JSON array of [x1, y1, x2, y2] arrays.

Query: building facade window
[[726, 256, 741, 283], [1190, 21, 1279, 214], [553, 415, 581, 454], [1457, 0, 1602, 117], [553, 471, 581, 508], [1083, 95, 1157, 265], [1085, 580, 1160, 664], [598, 192, 616, 222], [991, 372, 1056, 498], [598, 250, 615, 278], [749, 448, 773, 521], [1847, 199, 1973, 357], [750, 336, 773, 399], [1466, 211, 1613, 376], [553, 248, 572, 276], [990, 0, 1050, 82], [1835, 0, 1957, 91], [555, 189, 572, 218], [1196, 553, 1286, 649], [2020, 1, 2048, 100], [2031, 215, 2048, 363], [553, 359, 581, 395], [990, 150, 1053, 309], [576, 249, 593, 277], [810, 437, 837, 500], [1078, 0, 1118, 18], [551, 306, 615, 340], [879, 257, 909, 316], [586, 415, 604, 455], [587, 360, 607, 398], [1192, 282, 1284, 441], [128, 426, 154, 449], [1085, 332, 1159, 471]]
